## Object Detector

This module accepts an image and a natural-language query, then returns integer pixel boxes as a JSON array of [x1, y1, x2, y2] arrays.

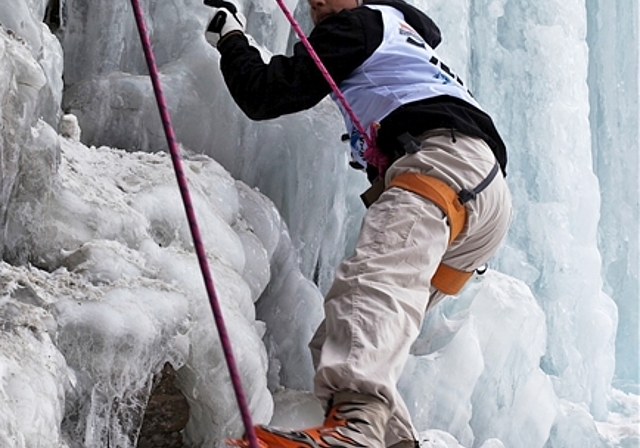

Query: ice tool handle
[[127, 1, 260, 448]]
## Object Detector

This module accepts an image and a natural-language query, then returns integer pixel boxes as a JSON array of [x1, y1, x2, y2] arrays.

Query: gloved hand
[[204, 0, 246, 47]]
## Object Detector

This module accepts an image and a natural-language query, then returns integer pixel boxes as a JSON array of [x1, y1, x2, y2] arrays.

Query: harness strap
[[387, 162, 500, 295], [431, 264, 474, 295], [458, 162, 501, 204]]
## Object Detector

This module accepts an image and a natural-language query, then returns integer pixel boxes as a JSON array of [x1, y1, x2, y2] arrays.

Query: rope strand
[[274, 0, 389, 175], [128, 1, 260, 447], [273, 0, 373, 149]]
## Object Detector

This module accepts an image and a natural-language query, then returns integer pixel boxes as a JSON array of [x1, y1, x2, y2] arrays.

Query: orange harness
[[387, 173, 471, 295], [387, 162, 500, 295]]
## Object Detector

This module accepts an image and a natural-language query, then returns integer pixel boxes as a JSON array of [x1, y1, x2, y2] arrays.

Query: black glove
[[204, 0, 246, 47]]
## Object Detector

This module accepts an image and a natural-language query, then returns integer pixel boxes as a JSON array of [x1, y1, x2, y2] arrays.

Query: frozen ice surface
[[0, 0, 638, 447]]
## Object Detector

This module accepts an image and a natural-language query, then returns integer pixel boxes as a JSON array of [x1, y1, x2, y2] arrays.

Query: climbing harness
[[128, 1, 260, 447], [387, 161, 501, 295]]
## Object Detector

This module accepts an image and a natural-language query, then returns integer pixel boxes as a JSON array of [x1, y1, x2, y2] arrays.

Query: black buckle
[[457, 189, 476, 204], [397, 132, 421, 154], [457, 162, 501, 204]]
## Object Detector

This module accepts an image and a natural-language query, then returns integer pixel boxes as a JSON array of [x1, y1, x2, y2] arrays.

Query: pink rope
[[128, 2, 260, 448], [273, 0, 384, 161]]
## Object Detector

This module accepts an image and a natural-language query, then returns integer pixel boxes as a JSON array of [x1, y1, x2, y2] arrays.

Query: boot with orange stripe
[[227, 392, 391, 448]]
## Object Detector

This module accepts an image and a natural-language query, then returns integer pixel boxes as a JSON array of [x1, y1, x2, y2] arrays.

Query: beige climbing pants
[[309, 130, 512, 446]]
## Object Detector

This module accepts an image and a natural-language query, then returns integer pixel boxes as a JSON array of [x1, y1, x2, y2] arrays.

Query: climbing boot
[[228, 392, 391, 448]]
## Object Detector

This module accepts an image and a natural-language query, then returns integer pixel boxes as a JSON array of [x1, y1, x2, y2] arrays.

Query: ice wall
[[57, 0, 368, 295], [0, 2, 319, 445], [430, 0, 618, 419], [586, 0, 639, 387], [0, 1, 63, 257], [56, 0, 366, 402], [1, 0, 638, 447]]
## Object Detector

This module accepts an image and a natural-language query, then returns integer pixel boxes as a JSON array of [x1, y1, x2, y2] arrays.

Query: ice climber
[[204, 0, 512, 446]]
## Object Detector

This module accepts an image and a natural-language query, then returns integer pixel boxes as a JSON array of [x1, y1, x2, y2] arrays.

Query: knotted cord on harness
[[273, 0, 390, 176], [128, 1, 260, 447]]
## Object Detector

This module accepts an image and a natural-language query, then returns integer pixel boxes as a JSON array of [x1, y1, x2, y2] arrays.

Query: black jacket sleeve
[[218, 8, 383, 120]]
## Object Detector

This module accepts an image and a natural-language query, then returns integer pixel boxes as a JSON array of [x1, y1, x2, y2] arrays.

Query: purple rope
[[128, 1, 260, 447], [273, 0, 375, 150]]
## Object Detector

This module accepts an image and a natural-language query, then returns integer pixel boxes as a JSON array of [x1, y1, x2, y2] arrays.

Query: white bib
[[332, 5, 482, 167]]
